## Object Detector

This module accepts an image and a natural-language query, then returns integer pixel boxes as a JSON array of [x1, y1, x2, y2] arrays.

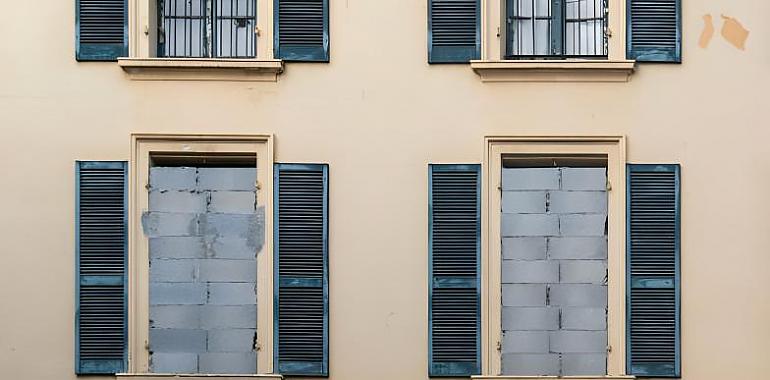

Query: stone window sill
[[470, 60, 636, 83], [117, 374, 283, 380], [472, 376, 635, 380], [117, 58, 284, 82]]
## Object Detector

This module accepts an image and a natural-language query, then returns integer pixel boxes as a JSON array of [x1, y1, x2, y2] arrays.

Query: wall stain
[[720, 15, 749, 50], [698, 14, 714, 49]]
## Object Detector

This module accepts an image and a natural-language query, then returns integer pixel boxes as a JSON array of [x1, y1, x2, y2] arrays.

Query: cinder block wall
[[500, 167, 608, 376], [147, 167, 259, 374]]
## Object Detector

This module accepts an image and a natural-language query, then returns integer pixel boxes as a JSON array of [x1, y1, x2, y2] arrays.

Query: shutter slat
[[275, 164, 329, 376], [429, 0, 480, 62], [627, 0, 680, 62], [275, 0, 329, 61], [76, 0, 127, 60], [76, 161, 127, 374], [429, 165, 480, 376], [627, 164, 680, 378]]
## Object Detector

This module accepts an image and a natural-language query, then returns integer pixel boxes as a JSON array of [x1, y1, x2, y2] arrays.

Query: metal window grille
[[506, 0, 607, 58], [159, 0, 256, 58]]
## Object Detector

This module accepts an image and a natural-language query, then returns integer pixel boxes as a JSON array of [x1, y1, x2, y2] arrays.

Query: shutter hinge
[[497, 26, 501, 37], [496, 340, 502, 352], [145, 182, 151, 190], [607, 344, 612, 353], [144, 340, 150, 350], [606, 179, 612, 191], [255, 181, 261, 190], [497, 182, 502, 192], [255, 26, 260, 36]]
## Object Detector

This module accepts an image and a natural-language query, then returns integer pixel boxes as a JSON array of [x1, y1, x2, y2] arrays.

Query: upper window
[[506, 0, 607, 58], [158, 0, 257, 58]]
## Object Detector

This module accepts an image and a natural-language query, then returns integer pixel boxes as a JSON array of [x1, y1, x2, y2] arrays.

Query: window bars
[[506, 0, 608, 58], [158, 0, 257, 58]]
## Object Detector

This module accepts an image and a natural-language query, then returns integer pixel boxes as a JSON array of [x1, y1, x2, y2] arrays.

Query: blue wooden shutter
[[627, 0, 681, 62], [428, 0, 480, 63], [274, 164, 329, 376], [76, 0, 128, 61], [428, 164, 481, 377], [627, 164, 681, 377], [274, 0, 329, 61], [76, 161, 128, 374]]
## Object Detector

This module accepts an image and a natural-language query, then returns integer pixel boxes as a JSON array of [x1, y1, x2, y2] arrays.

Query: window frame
[[482, 0, 626, 61], [479, 136, 629, 378], [128, 133, 275, 375], [129, 0, 274, 60]]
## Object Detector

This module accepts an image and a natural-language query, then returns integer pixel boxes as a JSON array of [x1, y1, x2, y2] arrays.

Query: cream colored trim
[[128, 0, 273, 60], [129, 134, 275, 374], [473, 376, 634, 380], [118, 58, 284, 82], [470, 60, 635, 82], [118, 375, 283, 380], [482, 136, 627, 376]]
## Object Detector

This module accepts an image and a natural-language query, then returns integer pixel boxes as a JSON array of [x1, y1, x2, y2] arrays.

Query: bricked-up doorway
[[144, 154, 261, 374], [499, 157, 608, 376]]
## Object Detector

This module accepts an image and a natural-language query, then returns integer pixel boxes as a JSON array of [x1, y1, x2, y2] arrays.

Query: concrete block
[[561, 168, 606, 191], [550, 330, 607, 353], [501, 354, 560, 376], [501, 214, 559, 237], [502, 307, 559, 331], [205, 237, 257, 259], [199, 259, 257, 283], [548, 191, 607, 214], [150, 167, 197, 191], [150, 259, 197, 283], [561, 308, 607, 331], [150, 237, 206, 259], [209, 191, 256, 214], [142, 212, 199, 238], [151, 352, 198, 373], [503, 237, 547, 260], [150, 305, 201, 329], [502, 168, 560, 191], [549, 284, 607, 307], [149, 191, 206, 213], [150, 283, 206, 305], [199, 213, 263, 239], [150, 329, 207, 353], [201, 305, 257, 329], [502, 331, 549, 353], [199, 352, 257, 374], [562, 353, 607, 375], [502, 260, 558, 284], [548, 237, 607, 260], [559, 214, 607, 237], [502, 284, 546, 306], [198, 168, 257, 191], [502, 191, 547, 213], [207, 329, 256, 352], [208, 283, 257, 305], [559, 261, 607, 284]]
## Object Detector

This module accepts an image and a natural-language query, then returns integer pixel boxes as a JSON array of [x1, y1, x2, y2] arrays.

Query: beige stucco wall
[[0, 0, 769, 379]]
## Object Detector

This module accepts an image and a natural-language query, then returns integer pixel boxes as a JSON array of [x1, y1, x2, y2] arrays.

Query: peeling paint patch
[[721, 15, 749, 50], [698, 14, 714, 48]]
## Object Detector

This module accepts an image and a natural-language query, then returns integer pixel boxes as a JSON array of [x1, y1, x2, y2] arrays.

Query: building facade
[[0, 0, 767, 379]]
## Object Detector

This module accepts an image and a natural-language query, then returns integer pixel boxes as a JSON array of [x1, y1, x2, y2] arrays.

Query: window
[[158, 0, 258, 58], [506, 0, 608, 58]]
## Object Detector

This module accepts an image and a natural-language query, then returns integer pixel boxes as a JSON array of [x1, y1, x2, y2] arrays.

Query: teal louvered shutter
[[274, 164, 329, 376], [428, 0, 480, 63], [76, 161, 128, 374], [274, 0, 329, 61], [627, 0, 681, 62], [76, 0, 128, 61], [428, 164, 481, 377], [627, 164, 681, 377]]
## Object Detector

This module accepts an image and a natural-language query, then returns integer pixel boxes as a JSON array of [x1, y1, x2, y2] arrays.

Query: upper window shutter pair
[[427, 164, 680, 378], [427, 0, 680, 63], [75, 0, 329, 61]]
